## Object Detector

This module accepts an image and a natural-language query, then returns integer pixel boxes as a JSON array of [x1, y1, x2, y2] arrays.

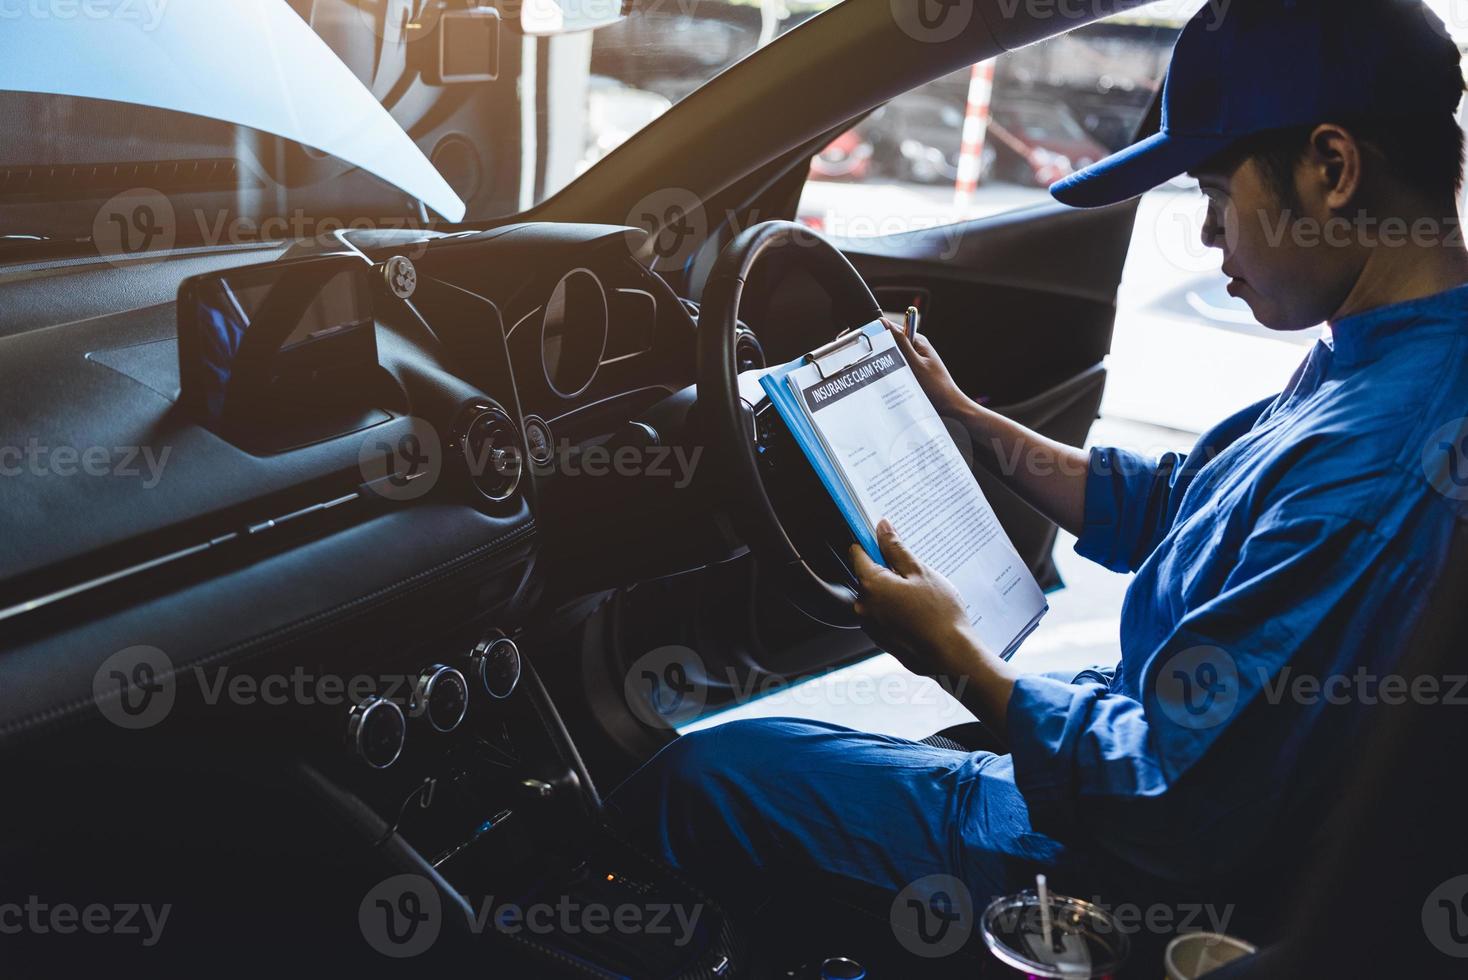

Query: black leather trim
[[0, 504, 535, 747]]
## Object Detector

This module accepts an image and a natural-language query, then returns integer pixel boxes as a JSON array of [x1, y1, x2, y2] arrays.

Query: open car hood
[[0, 0, 467, 222]]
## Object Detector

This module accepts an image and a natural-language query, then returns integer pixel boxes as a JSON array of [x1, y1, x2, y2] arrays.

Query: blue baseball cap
[[1050, 0, 1465, 208]]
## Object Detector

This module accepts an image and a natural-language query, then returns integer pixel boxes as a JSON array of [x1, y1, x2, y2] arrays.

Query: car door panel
[[838, 198, 1140, 587]]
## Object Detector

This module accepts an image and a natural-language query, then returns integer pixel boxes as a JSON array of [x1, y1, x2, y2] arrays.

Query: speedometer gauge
[[541, 268, 609, 398]]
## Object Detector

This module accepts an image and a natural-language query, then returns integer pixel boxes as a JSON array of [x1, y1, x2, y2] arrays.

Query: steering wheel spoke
[[696, 221, 883, 627]]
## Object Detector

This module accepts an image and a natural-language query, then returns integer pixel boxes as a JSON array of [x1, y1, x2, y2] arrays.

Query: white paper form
[[784, 326, 1047, 658]]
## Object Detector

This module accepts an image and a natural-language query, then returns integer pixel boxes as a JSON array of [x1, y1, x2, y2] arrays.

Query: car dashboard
[[0, 220, 702, 730], [0, 221, 765, 972]]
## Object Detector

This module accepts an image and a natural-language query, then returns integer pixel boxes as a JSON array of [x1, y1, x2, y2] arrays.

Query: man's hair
[[1201, 113, 1467, 207]]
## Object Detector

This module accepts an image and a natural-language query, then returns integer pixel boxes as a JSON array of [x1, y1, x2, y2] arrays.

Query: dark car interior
[[1, 0, 1464, 976]]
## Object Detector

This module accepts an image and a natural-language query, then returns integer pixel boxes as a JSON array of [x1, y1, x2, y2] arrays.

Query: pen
[[904, 305, 920, 341]]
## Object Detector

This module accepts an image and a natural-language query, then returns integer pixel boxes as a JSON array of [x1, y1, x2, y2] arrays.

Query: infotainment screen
[[177, 256, 378, 428]]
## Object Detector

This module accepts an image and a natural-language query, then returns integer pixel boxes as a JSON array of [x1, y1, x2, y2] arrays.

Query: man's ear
[[1305, 123, 1364, 210]]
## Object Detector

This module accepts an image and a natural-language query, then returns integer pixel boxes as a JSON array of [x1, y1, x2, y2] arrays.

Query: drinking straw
[[1037, 873, 1054, 953]]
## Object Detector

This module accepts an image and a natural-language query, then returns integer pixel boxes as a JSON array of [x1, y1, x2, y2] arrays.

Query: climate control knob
[[471, 635, 522, 700], [346, 695, 406, 769], [411, 664, 470, 733]]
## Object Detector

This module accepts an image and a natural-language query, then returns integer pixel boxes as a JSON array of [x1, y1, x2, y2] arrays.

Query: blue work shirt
[[609, 285, 1468, 924], [1009, 284, 1468, 887]]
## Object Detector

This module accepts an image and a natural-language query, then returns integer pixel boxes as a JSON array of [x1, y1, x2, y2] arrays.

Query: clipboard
[[760, 321, 888, 564], [803, 328, 876, 379]]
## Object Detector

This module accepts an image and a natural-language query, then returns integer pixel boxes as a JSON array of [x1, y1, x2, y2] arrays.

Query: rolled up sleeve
[[1074, 447, 1185, 573], [1075, 398, 1273, 574]]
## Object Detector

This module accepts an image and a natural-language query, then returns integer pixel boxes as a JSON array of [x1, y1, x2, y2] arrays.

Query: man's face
[[1194, 158, 1357, 331]]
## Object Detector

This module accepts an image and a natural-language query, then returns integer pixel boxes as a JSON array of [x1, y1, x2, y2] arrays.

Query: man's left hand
[[849, 520, 978, 677]]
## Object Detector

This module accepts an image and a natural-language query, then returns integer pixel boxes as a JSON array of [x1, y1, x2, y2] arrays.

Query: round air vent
[[454, 401, 523, 502]]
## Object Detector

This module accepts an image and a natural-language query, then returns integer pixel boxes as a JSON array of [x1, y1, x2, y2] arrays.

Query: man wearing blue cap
[[611, 0, 1468, 939]]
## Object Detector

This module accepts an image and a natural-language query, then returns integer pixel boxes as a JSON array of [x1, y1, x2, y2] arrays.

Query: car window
[[796, 15, 1185, 237], [546, 0, 838, 198]]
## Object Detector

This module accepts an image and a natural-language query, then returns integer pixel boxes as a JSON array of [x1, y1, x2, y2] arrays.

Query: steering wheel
[[698, 220, 884, 627]]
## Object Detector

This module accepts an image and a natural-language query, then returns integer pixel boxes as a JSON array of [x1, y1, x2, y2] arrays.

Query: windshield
[[0, 0, 835, 254], [5, 0, 1468, 255]]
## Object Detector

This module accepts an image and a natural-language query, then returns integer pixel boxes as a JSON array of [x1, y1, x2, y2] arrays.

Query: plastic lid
[[981, 889, 1130, 978]]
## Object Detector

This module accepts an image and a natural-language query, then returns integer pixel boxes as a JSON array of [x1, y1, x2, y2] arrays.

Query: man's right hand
[[882, 315, 1091, 538], [883, 317, 969, 419]]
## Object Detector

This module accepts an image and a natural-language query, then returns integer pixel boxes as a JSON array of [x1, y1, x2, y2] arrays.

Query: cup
[[1163, 932, 1257, 979], [981, 888, 1129, 978]]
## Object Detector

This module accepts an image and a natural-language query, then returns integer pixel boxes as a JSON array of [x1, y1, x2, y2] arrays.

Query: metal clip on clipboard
[[803, 329, 875, 380]]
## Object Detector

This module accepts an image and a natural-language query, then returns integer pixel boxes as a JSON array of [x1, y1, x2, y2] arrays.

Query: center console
[[309, 621, 747, 978]]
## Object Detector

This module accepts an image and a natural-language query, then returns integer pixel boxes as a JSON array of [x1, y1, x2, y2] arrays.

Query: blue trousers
[[606, 717, 1076, 913]]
